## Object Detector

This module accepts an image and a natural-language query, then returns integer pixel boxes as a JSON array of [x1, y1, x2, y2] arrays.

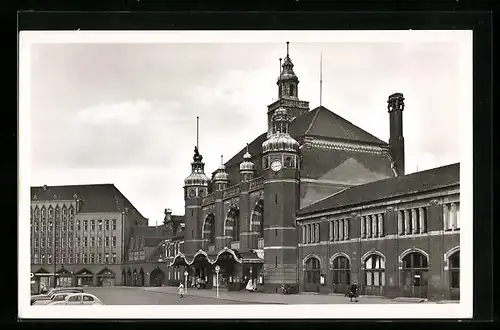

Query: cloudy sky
[[24, 32, 470, 224]]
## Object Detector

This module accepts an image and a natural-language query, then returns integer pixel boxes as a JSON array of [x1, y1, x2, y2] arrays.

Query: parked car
[[32, 290, 83, 305], [49, 293, 104, 305], [31, 288, 84, 305]]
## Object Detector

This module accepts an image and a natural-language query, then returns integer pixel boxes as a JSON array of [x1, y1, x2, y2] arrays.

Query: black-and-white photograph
[[19, 30, 472, 319]]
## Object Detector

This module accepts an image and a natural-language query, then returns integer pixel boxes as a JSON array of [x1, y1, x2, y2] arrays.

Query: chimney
[[164, 208, 172, 226], [387, 93, 405, 176]]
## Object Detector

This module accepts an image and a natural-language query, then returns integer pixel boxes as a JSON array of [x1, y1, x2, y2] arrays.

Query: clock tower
[[261, 107, 301, 293]]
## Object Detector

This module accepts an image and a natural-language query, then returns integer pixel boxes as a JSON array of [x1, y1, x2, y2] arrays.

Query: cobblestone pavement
[[83, 287, 268, 305]]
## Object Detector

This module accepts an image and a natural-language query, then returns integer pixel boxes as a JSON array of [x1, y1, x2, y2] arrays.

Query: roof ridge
[[304, 107, 321, 135]]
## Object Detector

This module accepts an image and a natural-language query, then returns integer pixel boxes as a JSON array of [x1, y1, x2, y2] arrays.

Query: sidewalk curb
[[142, 287, 286, 304]]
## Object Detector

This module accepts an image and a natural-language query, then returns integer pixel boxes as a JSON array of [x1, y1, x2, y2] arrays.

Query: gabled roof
[[292, 106, 387, 145], [213, 105, 387, 178], [30, 184, 146, 218], [298, 163, 460, 216]]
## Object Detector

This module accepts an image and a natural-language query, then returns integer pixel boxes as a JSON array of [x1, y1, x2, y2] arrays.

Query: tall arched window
[[304, 256, 321, 292], [289, 84, 296, 97], [364, 254, 386, 295], [331, 255, 350, 294], [449, 250, 460, 300], [231, 209, 240, 241], [402, 252, 429, 298]]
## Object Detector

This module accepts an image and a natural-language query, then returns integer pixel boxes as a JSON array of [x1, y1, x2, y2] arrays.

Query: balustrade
[[249, 176, 264, 191]]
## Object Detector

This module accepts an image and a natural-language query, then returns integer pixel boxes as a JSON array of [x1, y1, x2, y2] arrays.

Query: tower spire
[[221, 155, 224, 165], [196, 116, 199, 149], [279, 58, 282, 75], [286, 41, 289, 56], [320, 52, 323, 106], [246, 143, 249, 153]]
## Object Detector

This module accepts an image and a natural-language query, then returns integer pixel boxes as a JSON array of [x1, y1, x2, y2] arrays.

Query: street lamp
[[215, 265, 220, 298], [184, 270, 188, 294]]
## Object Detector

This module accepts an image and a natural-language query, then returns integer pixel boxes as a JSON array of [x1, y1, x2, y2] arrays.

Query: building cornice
[[297, 186, 460, 221], [303, 136, 388, 155]]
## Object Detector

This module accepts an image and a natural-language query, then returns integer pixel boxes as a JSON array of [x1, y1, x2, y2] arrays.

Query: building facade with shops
[[30, 184, 148, 289]]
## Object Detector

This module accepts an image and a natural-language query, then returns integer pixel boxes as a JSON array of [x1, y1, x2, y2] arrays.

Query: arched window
[[289, 84, 296, 97], [364, 254, 385, 295], [231, 209, 240, 241], [402, 252, 429, 297], [332, 256, 350, 294], [304, 257, 321, 292], [449, 250, 460, 300]]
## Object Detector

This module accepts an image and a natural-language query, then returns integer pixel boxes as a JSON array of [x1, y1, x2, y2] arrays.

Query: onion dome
[[262, 107, 300, 153], [184, 146, 209, 187], [213, 155, 229, 182], [239, 143, 255, 172], [277, 42, 299, 83]]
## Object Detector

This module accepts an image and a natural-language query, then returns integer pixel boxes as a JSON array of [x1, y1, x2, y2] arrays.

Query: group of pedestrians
[[345, 281, 360, 302]]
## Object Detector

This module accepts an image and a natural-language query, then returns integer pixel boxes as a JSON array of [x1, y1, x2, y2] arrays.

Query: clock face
[[271, 160, 282, 172]]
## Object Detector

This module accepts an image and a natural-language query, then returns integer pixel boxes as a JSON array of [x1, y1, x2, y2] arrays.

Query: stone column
[[315, 223, 320, 243], [366, 216, 371, 238], [377, 214, 383, 237], [338, 220, 344, 241], [450, 203, 457, 230], [418, 207, 425, 233], [329, 221, 333, 241], [360, 217, 365, 238], [344, 220, 349, 240], [302, 225, 306, 244], [397, 211, 403, 235], [456, 204, 460, 229], [334, 220, 339, 241], [443, 204, 449, 230], [371, 215, 377, 238], [411, 209, 418, 234], [404, 210, 410, 234]]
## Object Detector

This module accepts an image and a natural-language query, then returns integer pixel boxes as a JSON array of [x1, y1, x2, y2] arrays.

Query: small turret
[[213, 155, 230, 191], [239, 143, 255, 182]]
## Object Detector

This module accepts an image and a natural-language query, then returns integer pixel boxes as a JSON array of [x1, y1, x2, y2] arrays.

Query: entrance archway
[[448, 249, 460, 300], [56, 268, 72, 287], [126, 270, 132, 286], [330, 254, 350, 294], [121, 270, 126, 286], [149, 268, 165, 287], [97, 268, 116, 287], [213, 249, 240, 289], [401, 251, 429, 298], [303, 255, 321, 292], [75, 268, 93, 287], [139, 269, 145, 286], [192, 251, 212, 289], [133, 269, 138, 286]]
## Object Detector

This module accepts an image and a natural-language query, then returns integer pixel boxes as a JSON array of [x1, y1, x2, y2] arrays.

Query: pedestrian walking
[[178, 283, 185, 298], [346, 281, 359, 302]]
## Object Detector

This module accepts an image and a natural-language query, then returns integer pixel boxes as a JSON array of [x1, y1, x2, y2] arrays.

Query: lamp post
[[51, 218, 57, 288], [215, 265, 220, 298], [184, 270, 188, 294], [104, 253, 109, 287]]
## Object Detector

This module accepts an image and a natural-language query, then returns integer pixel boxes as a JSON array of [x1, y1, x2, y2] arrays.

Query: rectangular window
[[98, 237, 103, 247], [105, 220, 109, 230], [112, 236, 116, 247], [105, 253, 109, 264], [91, 220, 95, 231], [48, 255, 52, 264], [76, 237, 81, 247], [76, 220, 81, 231], [68, 255, 72, 264], [83, 254, 87, 264], [84, 237, 88, 247], [112, 219, 116, 230], [112, 253, 117, 264], [90, 253, 95, 263], [91, 237, 95, 247], [98, 220, 103, 231], [83, 220, 88, 231], [105, 237, 109, 247]]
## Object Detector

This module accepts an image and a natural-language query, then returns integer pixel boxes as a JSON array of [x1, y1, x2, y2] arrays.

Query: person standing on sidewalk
[[178, 282, 185, 298]]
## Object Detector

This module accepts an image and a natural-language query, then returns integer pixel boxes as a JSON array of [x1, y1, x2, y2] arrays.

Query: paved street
[[82, 286, 420, 305], [83, 287, 269, 305]]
